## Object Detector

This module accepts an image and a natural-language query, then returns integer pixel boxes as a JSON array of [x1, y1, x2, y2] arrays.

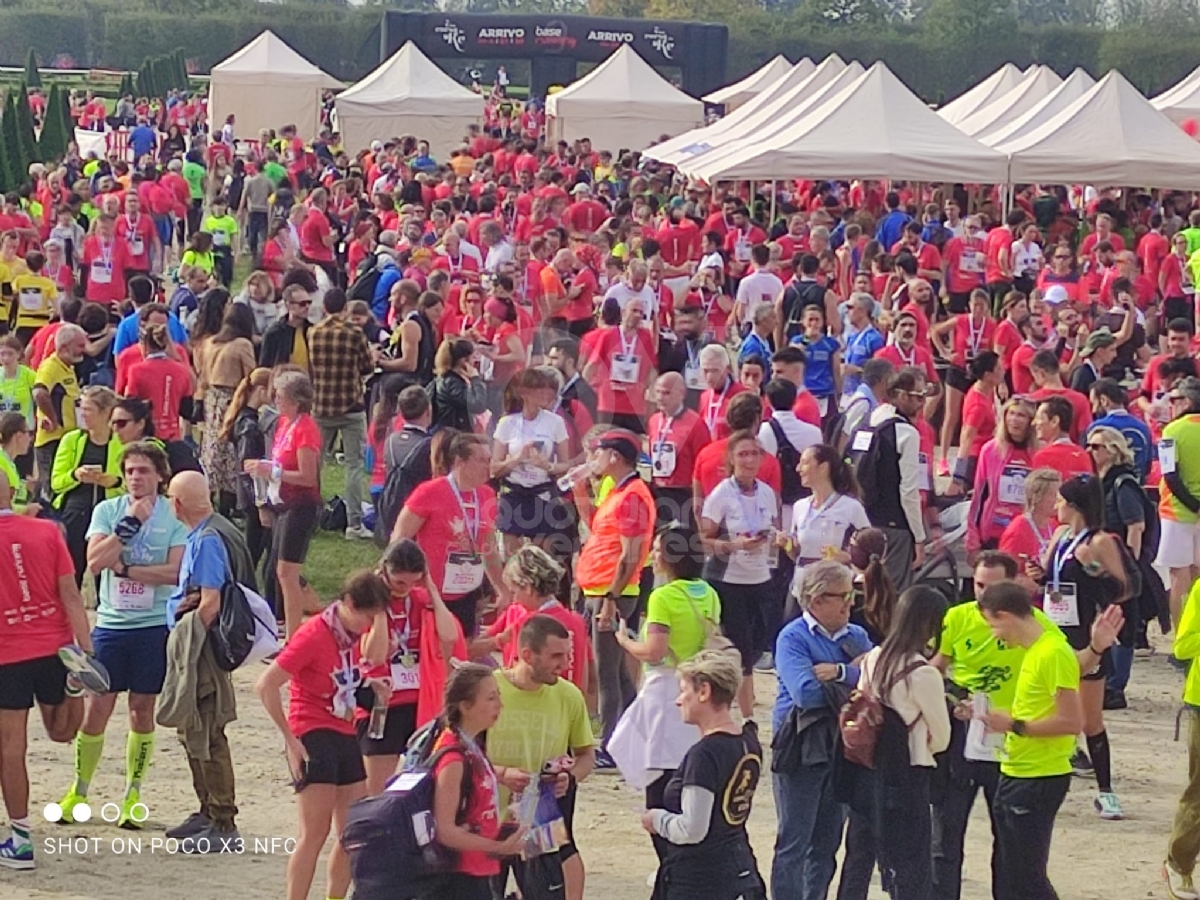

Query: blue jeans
[[1108, 644, 1133, 693], [771, 761, 846, 900]]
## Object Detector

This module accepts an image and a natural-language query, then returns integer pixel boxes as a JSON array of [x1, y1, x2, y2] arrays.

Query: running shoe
[[0, 836, 33, 870], [166, 813, 212, 840], [57, 788, 89, 825], [754, 652, 775, 673], [118, 790, 145, 831], [57, 645, 110, 695], [1164, 861, 1199, 900], [184, 824, 242, 853], [1071, 748, 1094, 778], [594, 749, 618, 772], [936, 458, 951, 478], [1104, 689, 1128, 710], [344, 524, 373, 541], [1095, 792, 1124, 820]]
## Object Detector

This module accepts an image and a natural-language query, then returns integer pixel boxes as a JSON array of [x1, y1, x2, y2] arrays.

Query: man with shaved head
[[647, 371, 710, 527], [161, 471, 255, 851]]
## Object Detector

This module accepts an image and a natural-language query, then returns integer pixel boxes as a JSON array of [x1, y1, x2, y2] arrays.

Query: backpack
[[374, 430, 434, 547], [340, 725, 473, 900], [847, 417, 902, 525], [768, 418, 805, 506], [190, 524, 275, 670], [839, 658, 925, 769], [347, 254, 384, 305], [1112, 472, 1160, 561]]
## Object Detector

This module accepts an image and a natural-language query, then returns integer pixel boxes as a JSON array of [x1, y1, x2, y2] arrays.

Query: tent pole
[[770, 180, 777, 228]]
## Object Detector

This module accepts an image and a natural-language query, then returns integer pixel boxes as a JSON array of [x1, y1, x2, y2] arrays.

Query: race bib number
[[960, 250, 983, 274], [109, 576, 153, 612], [917, 452, 932, 492], [1043, 583, 1080, 627], [734, 238, 751, 262], [443, 552, 485, 595], [390, 654, 420, 692], [1161, 438, 1177, 475], [129, 236, 145, 257], [610, 354, 638, 385], [478, 356, 495, 383], [851, 430, 873, 453], [997, 466, 1028, 506], [90, 261, 112, 285], [18, 288, 42, 310], [684, 363, 704, 392], [212, 230, 230, 248], [651, 442, 677, 478]]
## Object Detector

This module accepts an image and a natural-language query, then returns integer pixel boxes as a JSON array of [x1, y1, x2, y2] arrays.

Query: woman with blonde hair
[[234, 270, 281, 339], [999, 467, 1062, 598], [966, 396, 1037, 557], [640, 647, 765, 900]]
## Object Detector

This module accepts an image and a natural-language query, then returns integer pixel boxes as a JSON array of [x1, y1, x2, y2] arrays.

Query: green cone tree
[[37, 83, 67, 163], [15, 84, 37, 165], [23, 50, 40, 89]]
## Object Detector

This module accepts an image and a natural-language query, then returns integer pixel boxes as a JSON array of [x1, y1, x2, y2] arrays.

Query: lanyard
[[685, 341, 700, 369], [799, 492, 842, 532], [389, 596, 413, 655], [706, 378, 730, 433], [1024, 514, 1052, 560], [1051, 529, 1090, 590], [896, 344, 916, 367], [448, 473, 480, 549], [272, 416, 301, 467], [97, 238, 113, 267], [653, 412, 678, 453], [730, 478, 763, 535], [967, 316, 987, 356], [618, 327, 637, 358]]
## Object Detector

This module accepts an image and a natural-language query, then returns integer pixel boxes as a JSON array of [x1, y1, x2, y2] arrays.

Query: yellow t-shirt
[[1000, 628, 1080, 778], [181, 249, 215, 275], [11, 273, 58, 329], [644, 578, 721, 667], [290, 327, 309, 369], [33, 353, 80, 447]]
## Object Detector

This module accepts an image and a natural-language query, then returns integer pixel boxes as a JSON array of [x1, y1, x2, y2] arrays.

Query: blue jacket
[[774, 613, 873, 733], [1089, 410, 1153, 480], [114, 307, 189, 356], [372, 261, 402, 322], [875, 210, 912, 250]]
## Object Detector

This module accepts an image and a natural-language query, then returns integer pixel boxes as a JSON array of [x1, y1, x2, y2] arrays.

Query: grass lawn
[[301, 461, 381, 601]]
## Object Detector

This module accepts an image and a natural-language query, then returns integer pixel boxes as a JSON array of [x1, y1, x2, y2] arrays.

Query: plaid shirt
[[309, 315, 373, 418]]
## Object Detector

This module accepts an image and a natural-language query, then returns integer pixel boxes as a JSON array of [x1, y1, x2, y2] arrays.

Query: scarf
[[321, 601, 358, 652]]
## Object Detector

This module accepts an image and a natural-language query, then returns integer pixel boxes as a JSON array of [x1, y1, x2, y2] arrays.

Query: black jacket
[[428, 371, 488, 433], [232, 407, 267, 512], [259, 319, 311, 369]]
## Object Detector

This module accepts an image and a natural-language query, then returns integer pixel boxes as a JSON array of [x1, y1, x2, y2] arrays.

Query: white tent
[[334, 42, 482, 158], [977, 67, 1095, 148], [704, 56, 799, 111], [674, 60, 865, 177], [647, 55, 846, 167], [996, 70, 1200, 189], [209, 31, 343, 138], [937, 63, 1024, 127], [1152, 66, 1200, 124], [545, 45, 703, 153], [954, 66, 1063, 139], [688, 62, 1008, 184]]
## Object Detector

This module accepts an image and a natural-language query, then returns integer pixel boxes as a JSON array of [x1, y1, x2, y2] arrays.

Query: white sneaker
[[344, 524, 373, 541], [1165, 861, 1199, 900], [1095, 791, 1124, 820]]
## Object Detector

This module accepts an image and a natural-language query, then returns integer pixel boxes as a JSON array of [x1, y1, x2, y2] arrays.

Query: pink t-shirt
[[272, 414, 322, 504]]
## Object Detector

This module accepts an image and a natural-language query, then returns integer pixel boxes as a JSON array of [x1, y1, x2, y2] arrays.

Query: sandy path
[[0, 633, 1188, 900]]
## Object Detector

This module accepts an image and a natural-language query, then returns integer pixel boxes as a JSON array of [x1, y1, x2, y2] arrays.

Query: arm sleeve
[[652, 786, 715, 846], [50, 436, 81, 496], [776, 628, 832, 709], [896, 424, 926, 542], [914, 665, 952, 755], [1115, 483, 1145, 525]]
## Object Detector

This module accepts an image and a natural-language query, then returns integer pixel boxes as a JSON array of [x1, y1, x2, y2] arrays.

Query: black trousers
[[992, 774, 1070, 900], [931, 755, 1000, 900], [837, 766, 933, 900], [247, 211, 269, 262]]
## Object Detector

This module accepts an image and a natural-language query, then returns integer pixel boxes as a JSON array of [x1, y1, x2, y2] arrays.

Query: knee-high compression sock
[[125, 730, 156, 797], [1087, 730, 1113, 793], [73, 731, 105, 795]]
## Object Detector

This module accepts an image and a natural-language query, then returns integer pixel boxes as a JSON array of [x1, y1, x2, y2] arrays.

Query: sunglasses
[[1085, 443, 1107, 452], [1053, 254, 1071, 260], [111, 418, 133, 428], [289, 300, 312, 308]]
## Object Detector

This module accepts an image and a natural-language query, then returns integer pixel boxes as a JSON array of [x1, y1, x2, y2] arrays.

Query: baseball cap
[[1080, 327, 1117, 358], [1043, 284, 1069, 305], [597, 430, 640, 463]]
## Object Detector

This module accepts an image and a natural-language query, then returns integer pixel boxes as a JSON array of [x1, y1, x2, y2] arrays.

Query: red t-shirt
[[275, 614, 365, 738], [116, 213, 156, 272], [1031, 440, 1094, 479], [124, 355, 192, 441], [984, 226, 1012, 284], [999, 513, 1054, 570], [647, 408, 710, 489], [875, 343, 939, 386], [300, 209, 334, 263], [431, 252, 481, 285], [793, 389, 821, 427], [27, 322, 61, 369], [960, 387, 997, 457], [565, 265, 598, 322], [1026, 386, 1092, 443], [487, 601, 593, 692], [694, 438, 783, 496], [951, 314, 997, 368], [1138, 231, 1169, 292], [564, 200, 608, 235], [942, 235, 987, 294], [994, 319, 1023, 372], [369, 588, 428, 709], [82, 235, 128, 304], [430, 729, 501, 877], [588, 326, 659, 417], [272, 414, 323, 504], [0, 516, 75, 666], [405, 477, 499, 602], [1011, 342, 1038, 395], [699, 379, 748, 441]]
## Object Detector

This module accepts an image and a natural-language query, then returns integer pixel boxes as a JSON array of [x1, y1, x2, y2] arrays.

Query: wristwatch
[[1011, 719, 1027, 736]]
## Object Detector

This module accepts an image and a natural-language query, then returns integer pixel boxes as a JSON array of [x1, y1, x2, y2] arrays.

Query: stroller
[[913, 497, 973, 606]]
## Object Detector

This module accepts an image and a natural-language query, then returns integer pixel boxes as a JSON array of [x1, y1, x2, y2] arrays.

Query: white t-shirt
[[788, 492, 870, 563], [494, 410, 568, 488], [1010, 240, 1044, 279], [759, 412, 823, 531], [604, 282, 659, 321], [484, 240, 514, 274], [735, 269, 784, 321], [701, 478, 779, 585]]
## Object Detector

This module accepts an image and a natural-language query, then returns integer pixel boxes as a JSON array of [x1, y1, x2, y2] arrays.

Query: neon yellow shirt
[[203, 214, 239, 252], [1000, 628, 1080, 778], [644, 578, 721, 667], [181, 249, 215, 276], [938, 602, 1059, 713], [1160, 414, 1200, 524], [0, 363, 37, 425]]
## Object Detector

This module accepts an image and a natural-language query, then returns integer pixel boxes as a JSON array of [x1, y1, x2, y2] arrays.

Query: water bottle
[[557, 463, 593, 493], [252, 475, 269, 508], [367, 694, 388, 740]]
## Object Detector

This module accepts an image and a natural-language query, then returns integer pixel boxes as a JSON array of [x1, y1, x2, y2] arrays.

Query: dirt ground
[[0, 629, 1190, 900]]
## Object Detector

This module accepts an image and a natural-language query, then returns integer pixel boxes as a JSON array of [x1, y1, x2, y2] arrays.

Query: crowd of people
[[1, 93, 1200, 900]]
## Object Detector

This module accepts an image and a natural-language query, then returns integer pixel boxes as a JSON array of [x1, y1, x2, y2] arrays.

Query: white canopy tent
[[545, 45, 703, 153], [954, 66, 1063, 139], [977, 67, 1095, 148], [703, 55, 799, 112], [334, 42, 482, 158], [996, 70, 1200, 189], [673, 60, 865, 178], [937, 63, 1024, 127], [209, 30, 343, 138], [647, 55, 846, 167], [1152, 66, 1200, 124], [687, 62, 1008, 185]]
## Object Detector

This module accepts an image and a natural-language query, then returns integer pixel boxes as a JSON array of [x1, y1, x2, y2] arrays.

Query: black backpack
[[186, 522, 265, 672], [847, 417, 903, 528], [340, 728, 473, 900], [374, 430, 434, 547], [347, 253, 384, 304], [768, 418, 805, 505]]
